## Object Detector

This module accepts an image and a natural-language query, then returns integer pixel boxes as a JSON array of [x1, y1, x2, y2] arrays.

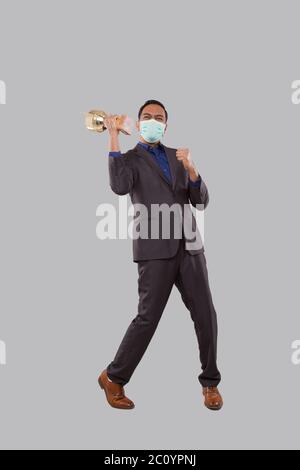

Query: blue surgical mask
[[139, 119, 166, 144]]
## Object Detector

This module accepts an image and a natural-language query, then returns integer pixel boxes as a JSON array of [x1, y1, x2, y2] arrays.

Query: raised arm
[[176, 147, 209, 210], [188, 175, 209, 210], [104, 115, 135, 196]]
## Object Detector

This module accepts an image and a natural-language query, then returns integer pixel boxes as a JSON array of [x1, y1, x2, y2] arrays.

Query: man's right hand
[[104, 114, 120, 135], [105, 114, 121, 153]]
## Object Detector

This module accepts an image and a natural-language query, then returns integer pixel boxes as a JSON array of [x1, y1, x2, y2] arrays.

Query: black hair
[[138, 99, 168, 121]]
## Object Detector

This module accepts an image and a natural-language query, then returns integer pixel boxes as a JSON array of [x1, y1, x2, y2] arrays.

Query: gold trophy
[[85, 110, 133, 135]]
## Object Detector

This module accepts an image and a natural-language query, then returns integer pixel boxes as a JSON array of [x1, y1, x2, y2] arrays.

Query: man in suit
[[98, 100, 223, 411]]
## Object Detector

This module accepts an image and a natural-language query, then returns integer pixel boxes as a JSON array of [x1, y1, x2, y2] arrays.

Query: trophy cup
[[85, 110, 133, 135]]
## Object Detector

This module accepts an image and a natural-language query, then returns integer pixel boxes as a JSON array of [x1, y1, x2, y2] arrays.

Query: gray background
[[0, 0, 299, 450]]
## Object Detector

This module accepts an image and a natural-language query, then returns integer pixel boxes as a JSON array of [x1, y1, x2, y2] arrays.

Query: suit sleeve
[[108, 151, 135, 196], [188, 174, 210, 210]]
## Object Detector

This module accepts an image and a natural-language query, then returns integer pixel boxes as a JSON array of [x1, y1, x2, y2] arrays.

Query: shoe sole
[[98, 376, 135, 410], [204, 403, 223, 411]]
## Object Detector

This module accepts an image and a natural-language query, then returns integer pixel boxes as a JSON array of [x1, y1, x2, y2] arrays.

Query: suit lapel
[[133, 143, 177, 191], [162, 144, 177, 191]]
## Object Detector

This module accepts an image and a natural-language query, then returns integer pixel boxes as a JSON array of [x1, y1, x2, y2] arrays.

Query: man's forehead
[[141, 105, 165, 115]]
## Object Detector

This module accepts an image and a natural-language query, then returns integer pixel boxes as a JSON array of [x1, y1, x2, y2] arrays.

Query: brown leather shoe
[[203, 386, 223, 411], [98, 370, 135, 410]]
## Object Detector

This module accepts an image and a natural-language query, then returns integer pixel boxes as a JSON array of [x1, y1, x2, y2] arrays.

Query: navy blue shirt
[[137, 141, 173, 183], [109, 142, 201, 188]]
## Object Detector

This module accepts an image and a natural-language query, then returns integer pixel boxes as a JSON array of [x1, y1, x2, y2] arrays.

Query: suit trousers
[[106, 238, 221, 388]]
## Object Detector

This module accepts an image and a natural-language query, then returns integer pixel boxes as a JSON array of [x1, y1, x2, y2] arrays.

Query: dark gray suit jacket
[[109, 143, 209, 262]]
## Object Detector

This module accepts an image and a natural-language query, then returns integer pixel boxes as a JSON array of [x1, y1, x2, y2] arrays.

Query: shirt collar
[[138, 141, 162, 152]]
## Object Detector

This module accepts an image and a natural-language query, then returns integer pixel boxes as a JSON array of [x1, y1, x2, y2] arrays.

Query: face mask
[[139, 119, 166, 144]]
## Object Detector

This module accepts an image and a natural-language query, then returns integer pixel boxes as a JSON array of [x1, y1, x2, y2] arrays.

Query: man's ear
[[136, 120, 140, 132]]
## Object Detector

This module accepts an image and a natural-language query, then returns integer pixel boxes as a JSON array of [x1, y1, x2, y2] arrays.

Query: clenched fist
[[176, 148, 193, 171], [176, 148, 200, 182]]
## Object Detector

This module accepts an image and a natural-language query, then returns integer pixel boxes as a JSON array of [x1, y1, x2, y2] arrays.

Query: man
[[98, 100, 223, 411]]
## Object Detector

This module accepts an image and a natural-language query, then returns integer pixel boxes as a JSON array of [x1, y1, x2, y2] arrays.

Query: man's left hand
[[176, 148, 200, 182]]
